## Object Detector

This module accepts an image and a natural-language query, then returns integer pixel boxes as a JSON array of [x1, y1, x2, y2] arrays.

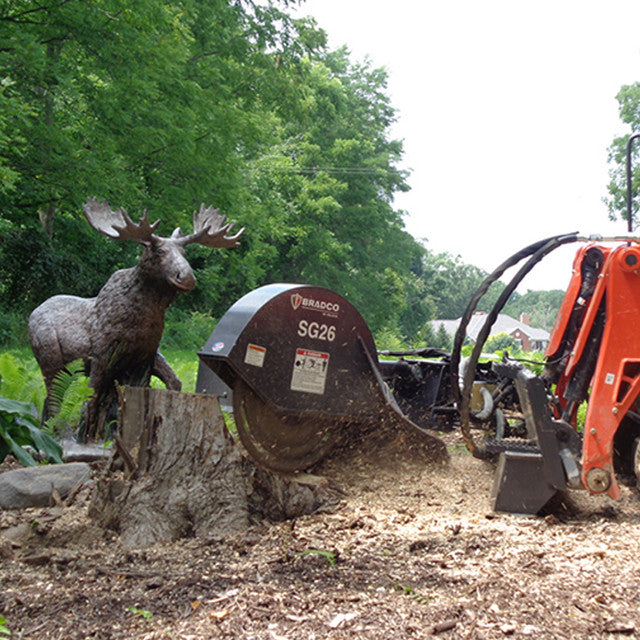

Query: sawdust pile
[[2, 429, 640, 639]]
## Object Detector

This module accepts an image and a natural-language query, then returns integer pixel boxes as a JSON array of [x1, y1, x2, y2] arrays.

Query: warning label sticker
[[244, 343, 266, 368], [290, 348, 329, 395]]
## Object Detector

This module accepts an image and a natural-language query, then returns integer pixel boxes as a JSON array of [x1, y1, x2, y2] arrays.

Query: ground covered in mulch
[[2, 428, 640, 640]]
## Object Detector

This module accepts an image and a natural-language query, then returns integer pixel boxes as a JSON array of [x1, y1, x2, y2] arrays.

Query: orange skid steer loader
[[456, 236, 640, 513]]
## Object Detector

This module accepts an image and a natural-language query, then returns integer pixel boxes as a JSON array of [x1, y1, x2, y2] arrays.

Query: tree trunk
[[89, 387, 248, 549], [90, 387, 342, 549], [77, 356, 154, 443]]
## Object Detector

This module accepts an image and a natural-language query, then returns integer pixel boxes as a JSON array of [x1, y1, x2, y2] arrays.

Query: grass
[[149, 348, 200, 394]]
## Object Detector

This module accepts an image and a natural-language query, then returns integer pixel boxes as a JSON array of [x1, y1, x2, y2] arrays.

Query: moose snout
[[172, 270, 196, 291]]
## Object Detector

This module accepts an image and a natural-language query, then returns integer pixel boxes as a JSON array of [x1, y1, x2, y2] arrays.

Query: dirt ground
[[2, 428, 640, 640]]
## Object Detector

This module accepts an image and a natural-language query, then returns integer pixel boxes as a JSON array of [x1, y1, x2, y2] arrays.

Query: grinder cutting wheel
[[197, 283, 449, 471]]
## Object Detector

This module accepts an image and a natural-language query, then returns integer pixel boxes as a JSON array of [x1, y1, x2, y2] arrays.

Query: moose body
[[29, 198, 243, 439]]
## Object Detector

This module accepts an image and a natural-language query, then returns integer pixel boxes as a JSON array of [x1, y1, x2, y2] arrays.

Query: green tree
[[502, 289, 564, 331], [420, 251, 506, 320], [0, 1, 433, 348], [432, 323, 452, 350], [239, 47, 423, 334], [606, 83, 640, 228], [0, 0, 323, 314]]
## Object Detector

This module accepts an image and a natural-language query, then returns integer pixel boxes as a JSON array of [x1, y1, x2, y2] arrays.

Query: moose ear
[[170, 227, 185, 240]]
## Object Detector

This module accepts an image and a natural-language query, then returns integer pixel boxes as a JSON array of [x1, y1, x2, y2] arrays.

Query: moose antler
[[83, 197, 160, 245], [177, 204, 244, 248]]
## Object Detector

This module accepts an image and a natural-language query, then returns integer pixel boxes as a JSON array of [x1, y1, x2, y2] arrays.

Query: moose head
[[83, 197, 244, 295]]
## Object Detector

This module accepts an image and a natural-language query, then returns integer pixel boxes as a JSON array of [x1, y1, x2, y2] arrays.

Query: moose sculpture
[[28, 197, 243, 441]]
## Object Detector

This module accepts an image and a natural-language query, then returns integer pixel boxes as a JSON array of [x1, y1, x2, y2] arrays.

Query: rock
[[62, 439, 112, 463], [0, 463, 91, 509]]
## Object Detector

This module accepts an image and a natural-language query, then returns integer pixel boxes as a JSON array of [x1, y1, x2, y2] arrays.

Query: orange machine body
[[545, 242, 640, 498]]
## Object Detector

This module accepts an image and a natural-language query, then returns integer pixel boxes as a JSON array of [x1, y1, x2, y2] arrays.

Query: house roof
[[431, 312, 550, 343]]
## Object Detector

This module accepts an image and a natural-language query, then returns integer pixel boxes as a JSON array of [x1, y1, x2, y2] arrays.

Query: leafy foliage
[[484, 332, 520, 354], [0, 614, 9, 637], [150, 348, 199, 393], [0, 346, 196, 461], [606, 83, 640, 227], [419, 251, 507, 321], [0, 396, 62, 465], [433, 323, 453, 351], [502, 289, 564, 331], [293, 549, 337, 566], [161, 309, 218, 352], [0, 0, 429, 340], [0, 349, 64, 463], [0, 351, 45, 408]]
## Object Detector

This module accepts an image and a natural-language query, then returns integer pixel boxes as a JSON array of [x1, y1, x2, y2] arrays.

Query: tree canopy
[[0, 0, 563, 349]]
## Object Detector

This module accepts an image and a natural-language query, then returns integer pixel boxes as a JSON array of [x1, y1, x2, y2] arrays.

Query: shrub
[[0, 396, 62, 465], [374, 325, 408, 351], [0, 309, 28, 348], [162, 308, 217, 351], [484, 332, 520, 354]]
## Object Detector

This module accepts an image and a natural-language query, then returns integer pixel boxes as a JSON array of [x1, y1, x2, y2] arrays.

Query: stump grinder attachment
[[197, 283, 451, 472]]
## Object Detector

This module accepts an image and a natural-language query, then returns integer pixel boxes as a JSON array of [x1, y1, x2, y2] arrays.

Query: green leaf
[[0, 397, 37, 418], [294, 549, 337, 566], [0, 393, 61, 464], [18, 418, 62, 463], [0, 429, 37, 467]]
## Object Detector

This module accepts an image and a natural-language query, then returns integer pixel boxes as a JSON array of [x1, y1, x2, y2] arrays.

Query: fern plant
[[0, 351, 45, 408], [43, 360, 93, 436]]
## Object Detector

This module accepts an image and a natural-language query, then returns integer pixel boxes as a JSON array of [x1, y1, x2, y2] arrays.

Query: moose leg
[[77, 358, 108, 442], [41, 376, 59, 424], [153, 351, 182, 391]]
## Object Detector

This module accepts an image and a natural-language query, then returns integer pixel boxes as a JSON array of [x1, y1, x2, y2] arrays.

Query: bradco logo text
[[290, 295, 340, 313]]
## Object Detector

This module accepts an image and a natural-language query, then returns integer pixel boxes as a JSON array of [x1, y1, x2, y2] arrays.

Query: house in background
[[430, 311, 550, 351]]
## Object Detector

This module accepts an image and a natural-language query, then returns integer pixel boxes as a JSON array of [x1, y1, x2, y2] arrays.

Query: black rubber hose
[[451, 232, 579, 458]]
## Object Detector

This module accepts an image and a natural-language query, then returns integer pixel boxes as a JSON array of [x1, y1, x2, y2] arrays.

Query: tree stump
[[89, 387, 343, 548], [89, 387, 248, 549]]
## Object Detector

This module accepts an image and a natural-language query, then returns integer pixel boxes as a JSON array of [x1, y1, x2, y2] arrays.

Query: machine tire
[[633, 436, 640, 490]]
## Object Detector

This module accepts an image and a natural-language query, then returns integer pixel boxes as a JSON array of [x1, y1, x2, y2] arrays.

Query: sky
[[293, 0, 640, 291]]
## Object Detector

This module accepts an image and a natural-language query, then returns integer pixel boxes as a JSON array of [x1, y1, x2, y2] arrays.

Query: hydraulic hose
[[451, 232, 580, 458]]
